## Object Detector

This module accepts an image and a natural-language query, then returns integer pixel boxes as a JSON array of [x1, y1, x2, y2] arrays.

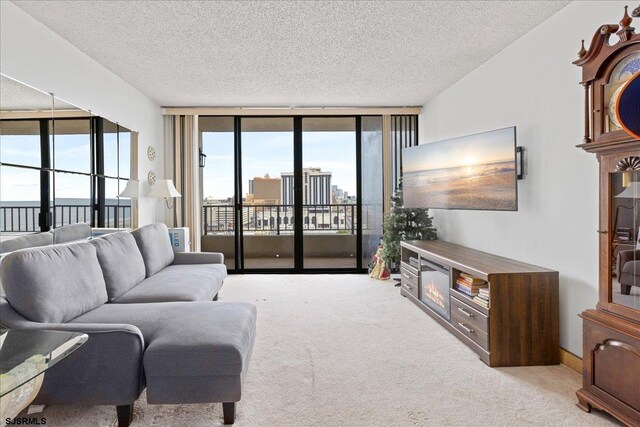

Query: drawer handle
[[403, 273, 413, 280], [457, 307, 474, 317], [458, 323, 474, 334]]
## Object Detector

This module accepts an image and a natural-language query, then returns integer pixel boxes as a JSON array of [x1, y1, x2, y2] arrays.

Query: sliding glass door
[[240, 118, 295, 269], [301, 118, 357, 269], [200, 115, 385, 273]]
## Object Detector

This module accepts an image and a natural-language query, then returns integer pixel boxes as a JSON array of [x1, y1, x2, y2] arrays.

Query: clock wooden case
[[573, 5, 640, 426]]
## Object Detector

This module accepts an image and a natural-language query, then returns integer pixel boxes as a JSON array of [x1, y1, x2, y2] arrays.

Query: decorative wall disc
[[147, 146, 157, 161], [615, 156, 640, 171], [147, 170, 157, 186]]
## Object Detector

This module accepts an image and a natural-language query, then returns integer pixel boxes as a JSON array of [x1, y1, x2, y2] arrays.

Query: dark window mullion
[[89, 117, 96, 227], [39, 119, 51, 231], [293, 116, 303, 272], [94, 117, 105, 227], [116, 123, 121, 228], [234, 116, 243, 272], [355, 116, 362, 270]]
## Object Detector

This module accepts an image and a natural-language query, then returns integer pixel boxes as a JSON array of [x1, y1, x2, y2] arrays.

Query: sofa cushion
[[90, 232, 146, 301], [0, 232, 53, 254], [53, 223, 92, 244], [71, 301, 256, 377], [131, 223, 174, 277], [112, 264, 226, 303], [0, 242, 108, 323]]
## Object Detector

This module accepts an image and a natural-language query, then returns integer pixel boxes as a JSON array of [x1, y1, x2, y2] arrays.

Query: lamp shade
[[119, 179, 140, 198], [148, 179, 182, 198], [616, 181, 640, 199], [616, 71, 640, 140]]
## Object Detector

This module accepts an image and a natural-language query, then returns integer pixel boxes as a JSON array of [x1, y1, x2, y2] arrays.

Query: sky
[[403, 127, 516, 173], [202, 130, 357, 201], [1, 128, 357, 204], [0, 132, 130, 202]]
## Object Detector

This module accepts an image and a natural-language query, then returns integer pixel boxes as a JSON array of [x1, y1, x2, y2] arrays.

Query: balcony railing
[[204, 204, 361, 235], [0, 204, 131, 233]]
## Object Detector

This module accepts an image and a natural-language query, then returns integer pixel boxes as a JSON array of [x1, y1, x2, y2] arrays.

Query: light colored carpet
[[34, 274, 617, 426]]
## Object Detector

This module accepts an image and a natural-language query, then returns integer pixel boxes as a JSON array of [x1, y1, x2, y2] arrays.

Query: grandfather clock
[[573, 5, 640, 426]]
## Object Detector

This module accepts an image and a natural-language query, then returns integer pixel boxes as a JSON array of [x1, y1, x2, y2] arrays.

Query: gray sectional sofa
[[0, 223, 256, 426], [0, 223, 93, 254]]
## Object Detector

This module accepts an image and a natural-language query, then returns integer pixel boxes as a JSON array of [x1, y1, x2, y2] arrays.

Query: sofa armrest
[[172, 251, 224, 265], [0, 298, 145, 405], [35, 323, 145, 405], [618, 249, 640, 269]]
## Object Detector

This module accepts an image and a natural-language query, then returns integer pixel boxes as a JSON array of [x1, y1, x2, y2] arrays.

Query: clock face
[[605, 52, 640, 133]]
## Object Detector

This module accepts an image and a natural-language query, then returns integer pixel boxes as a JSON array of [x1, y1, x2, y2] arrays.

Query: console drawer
[[450, 296, 489, 334], [401, 279, 418, 298], [400, 268, 419, 298], [400, 268, 418, 288], [452, 311, 489, 351]]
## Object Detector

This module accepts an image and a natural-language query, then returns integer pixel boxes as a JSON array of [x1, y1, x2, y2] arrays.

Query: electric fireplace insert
[[420, 259, 451, 321]]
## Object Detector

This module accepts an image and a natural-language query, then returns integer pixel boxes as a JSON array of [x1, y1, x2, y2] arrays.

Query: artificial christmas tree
[[381, 182, 437, 271]]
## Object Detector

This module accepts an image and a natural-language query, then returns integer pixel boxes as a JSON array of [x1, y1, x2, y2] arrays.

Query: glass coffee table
[[0, 329, 88, 420]]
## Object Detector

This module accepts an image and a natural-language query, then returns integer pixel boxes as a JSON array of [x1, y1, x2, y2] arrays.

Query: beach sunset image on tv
[[403, 127, 517, 211]]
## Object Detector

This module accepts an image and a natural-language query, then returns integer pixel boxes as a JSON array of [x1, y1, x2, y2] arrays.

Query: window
[[53, 119, 91, 173], [119, 128, 131, 179], [390, 115, 418, 192], [54, 172, 91, 227], [0, 120, 41, 168], [103, 120, 119, 177], [0, 165, 41, 233], [0, 121, 44, 234], [51, 118, 92, 228], [0, 116, 133, 234], [198, 113, 412, 273], [200, 117, 236, 269], [101, 119, 132, 228]]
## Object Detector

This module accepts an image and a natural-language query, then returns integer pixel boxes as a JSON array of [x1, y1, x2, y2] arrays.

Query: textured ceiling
[[0, 75, 78, 111], [13, 1, 570, 107]]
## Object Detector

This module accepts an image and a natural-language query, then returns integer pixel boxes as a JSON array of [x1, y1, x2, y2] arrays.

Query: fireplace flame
[[425, 281, 446, 309]]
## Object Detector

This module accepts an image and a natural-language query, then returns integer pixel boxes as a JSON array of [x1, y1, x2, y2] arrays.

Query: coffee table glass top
[[0, 329, 88, 397]]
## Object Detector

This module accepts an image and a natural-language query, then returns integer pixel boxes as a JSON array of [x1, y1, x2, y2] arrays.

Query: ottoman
[[72, 301, 257, 424]]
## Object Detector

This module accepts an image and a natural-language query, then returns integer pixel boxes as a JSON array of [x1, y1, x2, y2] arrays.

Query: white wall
[[419, 1, 628, 356], [0, 1, 164, 225]]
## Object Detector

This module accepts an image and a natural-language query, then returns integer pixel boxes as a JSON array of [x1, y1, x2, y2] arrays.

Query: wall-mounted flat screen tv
[[403, 127, 517, 211]]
